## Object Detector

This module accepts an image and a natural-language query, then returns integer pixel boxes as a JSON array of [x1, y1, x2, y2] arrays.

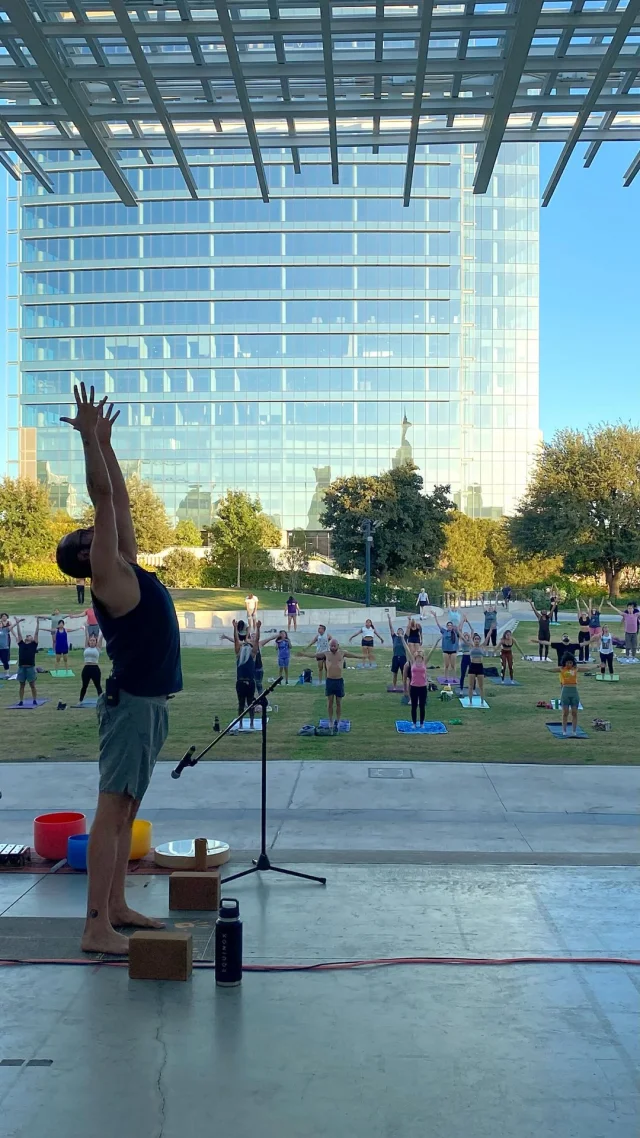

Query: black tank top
[[538, 616, 550, 639], [91, 563, 182, 697]]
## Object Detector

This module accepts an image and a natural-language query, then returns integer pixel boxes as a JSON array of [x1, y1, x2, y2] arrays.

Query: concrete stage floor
[[0, 864, 638, 1138]]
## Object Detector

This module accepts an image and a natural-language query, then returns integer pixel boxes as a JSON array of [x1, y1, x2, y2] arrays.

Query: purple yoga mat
[[7, 699, 50, 709]]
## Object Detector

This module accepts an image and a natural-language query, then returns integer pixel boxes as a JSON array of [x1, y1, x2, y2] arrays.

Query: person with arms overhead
[[528, 598, 551, 661], [605, 599, 640, 659], [387, 613, 408, 688], [13, 617, 40, 706], [56, 386, 182, 956], [233, 617, 262, 730]]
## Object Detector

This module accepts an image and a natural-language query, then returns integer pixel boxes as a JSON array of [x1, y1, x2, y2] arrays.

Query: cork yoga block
[[128, 930, 193, 982], [169, 870, 221, 912]]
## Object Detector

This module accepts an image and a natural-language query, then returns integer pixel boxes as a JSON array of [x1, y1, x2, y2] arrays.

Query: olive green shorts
[[96, 689, 169, 802]]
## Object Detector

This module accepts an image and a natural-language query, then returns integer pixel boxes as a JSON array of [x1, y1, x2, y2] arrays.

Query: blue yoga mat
[[319, 718, 350, 732], [396, 720, 448, 734], [488, 678, 521, 686], [546, 722, 588, 740], [7, 699, 50, 709]]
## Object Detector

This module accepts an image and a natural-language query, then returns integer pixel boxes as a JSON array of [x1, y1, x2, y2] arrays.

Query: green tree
[[279, 546, 309, 593], [442, 514, 495, 594], [205, 490, 281, 587], [510, 425, 640, 597], [173, 519, 201, 547], [0, 477, 55, 582], [49, 509, 78, 548], [320, 462, 453, 579], [80, 475, 173, 554], [483, 519, 562, 589], [158, 548, 201, 589]]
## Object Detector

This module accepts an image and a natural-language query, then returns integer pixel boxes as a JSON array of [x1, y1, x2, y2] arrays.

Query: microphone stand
[[171, 676, 326, 888]]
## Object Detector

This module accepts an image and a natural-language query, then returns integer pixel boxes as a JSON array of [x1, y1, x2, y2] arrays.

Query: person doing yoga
[[14, 617, 40, 706], [262, 629, 292, 684], [405, 617, 423, 647], [297, 639, 363, 733], [387, 613, 408, 687], [79, 630, 103, 702], [349, 618, 383, 666], [0, 613, 12, 677], [576, 601, 592, 662], [483, 604, 498, 647], [456, 617, 475, 695], [307, 624, 331, 681], [56, 385, 183, 956], [529, 599, 551, 660], [605, 599, 640, 659], [593, 625, 615, 676], [430, 610, 459, 683], [497, 628, 524, 683], [555, 653, 589, 738], [54, 619, 70, 669], [408, 647, 428, 728], [467, 633, 488, 703], [233, 618, 262, 729]]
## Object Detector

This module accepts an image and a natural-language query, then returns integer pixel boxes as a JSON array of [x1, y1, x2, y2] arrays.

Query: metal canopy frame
[[0, 0, 639, 207]]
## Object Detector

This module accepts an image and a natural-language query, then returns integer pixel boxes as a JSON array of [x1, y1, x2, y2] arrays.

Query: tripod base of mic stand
[[222, 852, 326, 886]]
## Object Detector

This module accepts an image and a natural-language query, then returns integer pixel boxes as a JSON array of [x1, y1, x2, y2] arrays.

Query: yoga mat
[[594, 674, 620, 682], [6, 699, 50, 709], [546, 722, 588, 740], [50, 669, 75, 678], [356, 663, 378, 669], [459, 696, 490, 709], [550, 697, 583, 710], [70, 699, 98, 708], [489, 678, 521, 686], [387, 685, 405, 693], [616, 657, 639, 665], [230, 720, 268, 733], [319, 718, 351, 732], [437, 676, 457, 685], [395, 720, 447, 734]]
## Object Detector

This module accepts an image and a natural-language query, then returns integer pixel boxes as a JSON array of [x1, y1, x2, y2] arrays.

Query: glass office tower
[[8, 143, 539, 540]]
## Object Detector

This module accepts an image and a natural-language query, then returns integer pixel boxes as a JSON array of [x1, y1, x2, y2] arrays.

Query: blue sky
[[539, 142, 640, 439]]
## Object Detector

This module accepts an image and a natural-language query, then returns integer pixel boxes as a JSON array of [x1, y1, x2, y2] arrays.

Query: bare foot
[[81, 927, 130, 955], [110, 908, 166, 930]]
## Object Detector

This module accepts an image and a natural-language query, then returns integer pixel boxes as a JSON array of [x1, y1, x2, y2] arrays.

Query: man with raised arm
[[56, 385, 182, 955]]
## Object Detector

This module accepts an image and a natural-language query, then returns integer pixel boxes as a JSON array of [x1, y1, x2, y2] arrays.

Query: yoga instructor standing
[[56, 385, 182, 955]]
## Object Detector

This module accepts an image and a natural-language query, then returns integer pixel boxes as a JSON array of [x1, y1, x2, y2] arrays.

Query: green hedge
[[199, 564, 442, 609], [0, 560, 72, 586]]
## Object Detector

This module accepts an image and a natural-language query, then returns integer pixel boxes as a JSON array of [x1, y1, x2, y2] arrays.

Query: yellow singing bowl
[[129, 819, 152, 861]]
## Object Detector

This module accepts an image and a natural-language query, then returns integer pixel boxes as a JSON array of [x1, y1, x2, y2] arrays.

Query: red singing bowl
[[34, 811, 86, 861]]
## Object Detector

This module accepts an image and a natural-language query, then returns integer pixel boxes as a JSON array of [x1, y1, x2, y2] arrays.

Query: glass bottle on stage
[[215, 898, 243, 987]]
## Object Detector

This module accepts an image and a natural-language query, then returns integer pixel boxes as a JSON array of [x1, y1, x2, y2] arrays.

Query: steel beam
[[320, 0, 339, 184], [1, 0, 137, 206], [474, 0, 544, 194], [541, 0, 640, 205], [0, 120, 54, 192], [214, 0, 270, 201], [623, 147, 640, 186], [402, 0, 435, 205], [110, 0, 198, 198]]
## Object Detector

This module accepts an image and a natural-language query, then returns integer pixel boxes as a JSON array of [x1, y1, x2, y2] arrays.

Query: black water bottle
[[213, 715, 220, 733], [215, 898, 242, 987]]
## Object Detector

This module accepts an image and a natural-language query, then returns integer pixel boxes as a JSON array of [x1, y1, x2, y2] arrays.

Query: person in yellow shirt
[[556, 652, 589, 737]]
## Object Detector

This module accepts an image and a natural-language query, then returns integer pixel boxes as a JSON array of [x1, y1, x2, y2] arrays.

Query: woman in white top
[[349, 618, 383, 667], [79, 629, 103, 703], [416, 588, 429, 618], [307, 624, 331, 681]]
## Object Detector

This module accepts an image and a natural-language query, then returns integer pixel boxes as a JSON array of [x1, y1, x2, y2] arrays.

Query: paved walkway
[[1, 760, 638, 862]]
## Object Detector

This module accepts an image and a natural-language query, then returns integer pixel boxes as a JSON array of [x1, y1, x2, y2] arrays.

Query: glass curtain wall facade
[[8, 144, 540, 534]]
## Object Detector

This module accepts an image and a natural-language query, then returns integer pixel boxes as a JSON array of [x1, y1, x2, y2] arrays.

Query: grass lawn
[[0, 585, 358, 617], [1, 621, 637, 765]]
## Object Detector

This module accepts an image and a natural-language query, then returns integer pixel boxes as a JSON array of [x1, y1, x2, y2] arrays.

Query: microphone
[[171, 744, 196, 780]]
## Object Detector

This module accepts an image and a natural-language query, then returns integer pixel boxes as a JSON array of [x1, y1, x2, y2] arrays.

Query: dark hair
[[561, 652, 576, 667], [56, 528, 94, 579], [237, 619, 245, 631], [0, 612, 8, 620], [287, 595, 294, 602], [57, 620, 65, 628]]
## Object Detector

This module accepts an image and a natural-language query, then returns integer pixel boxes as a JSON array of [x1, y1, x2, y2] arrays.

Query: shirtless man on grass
[[298, 638, 363, 732]]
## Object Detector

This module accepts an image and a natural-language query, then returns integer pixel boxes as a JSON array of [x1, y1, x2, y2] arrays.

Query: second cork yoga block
[[169, 870, 221, 912]]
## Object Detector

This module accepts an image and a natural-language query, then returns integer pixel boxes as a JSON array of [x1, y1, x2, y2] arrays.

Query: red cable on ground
[[0, 955, 638, 970]]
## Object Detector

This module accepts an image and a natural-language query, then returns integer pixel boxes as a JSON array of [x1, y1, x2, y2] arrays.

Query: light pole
[[362, 518, 374, 607]]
